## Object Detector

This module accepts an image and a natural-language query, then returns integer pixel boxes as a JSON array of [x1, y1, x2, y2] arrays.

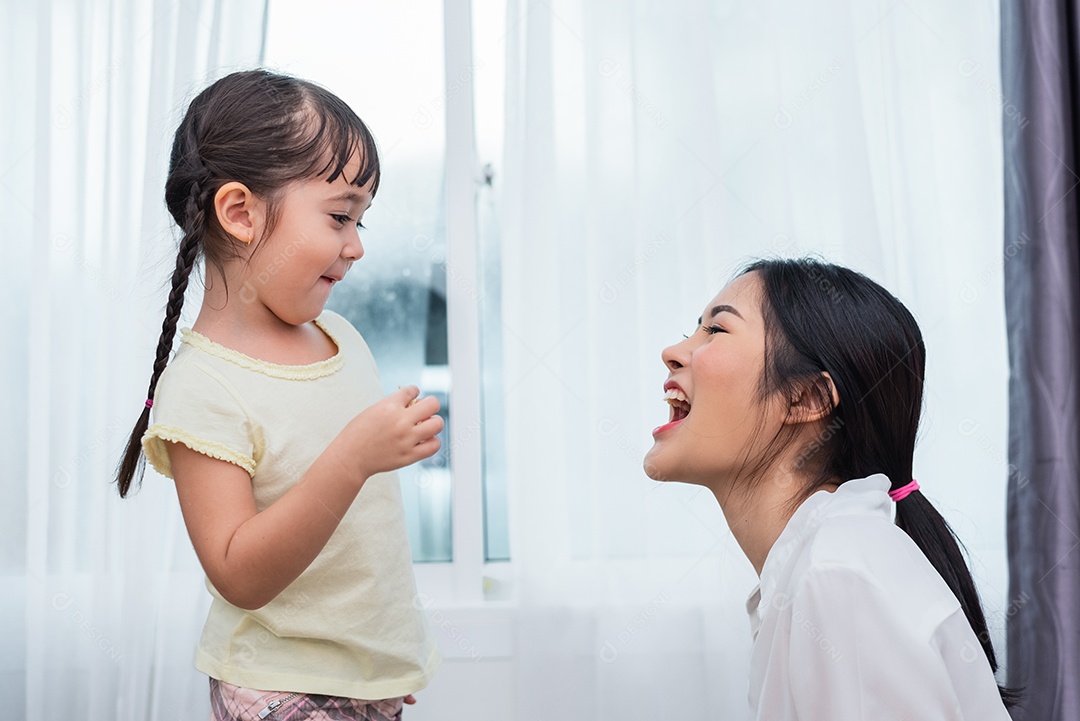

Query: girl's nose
[[344, 234, 364, 262]]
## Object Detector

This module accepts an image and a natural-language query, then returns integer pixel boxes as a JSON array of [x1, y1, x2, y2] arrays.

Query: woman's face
[[644, 271, 785, 487]]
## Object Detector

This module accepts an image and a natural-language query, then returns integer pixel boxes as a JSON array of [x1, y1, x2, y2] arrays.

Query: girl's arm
[[168, 388, 442, 610]]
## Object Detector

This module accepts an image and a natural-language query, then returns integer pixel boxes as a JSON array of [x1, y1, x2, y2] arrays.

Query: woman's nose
[[662, 337, 692, 371]]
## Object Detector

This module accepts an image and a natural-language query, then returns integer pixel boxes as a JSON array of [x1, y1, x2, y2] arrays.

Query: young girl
[[115, 70, 442, 720], [645, 258, 1017, 719]]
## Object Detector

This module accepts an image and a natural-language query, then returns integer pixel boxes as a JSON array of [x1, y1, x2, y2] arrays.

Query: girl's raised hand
[[166, 386, 441, 610], [331, 385, 443, 486]]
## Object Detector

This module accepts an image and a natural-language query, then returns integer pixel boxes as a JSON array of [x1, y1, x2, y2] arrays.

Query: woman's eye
[[683, 325, 726, 339]]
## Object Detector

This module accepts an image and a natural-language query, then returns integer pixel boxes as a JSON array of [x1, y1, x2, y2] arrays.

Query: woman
[[645, 258, 1016, 719]]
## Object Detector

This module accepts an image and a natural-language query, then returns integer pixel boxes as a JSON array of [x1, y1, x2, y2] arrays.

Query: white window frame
[[411, 0, 514, 618]]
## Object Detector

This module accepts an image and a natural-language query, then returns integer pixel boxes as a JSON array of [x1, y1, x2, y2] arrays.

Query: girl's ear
[[784, 372, 840, 425], [213, 182, 261, 244]]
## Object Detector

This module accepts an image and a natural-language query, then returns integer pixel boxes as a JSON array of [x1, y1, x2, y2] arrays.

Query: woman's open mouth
[[653, 387, 691, 436]]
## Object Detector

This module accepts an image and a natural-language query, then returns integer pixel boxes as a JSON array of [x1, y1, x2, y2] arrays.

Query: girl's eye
[[331, 214, 366, 229]]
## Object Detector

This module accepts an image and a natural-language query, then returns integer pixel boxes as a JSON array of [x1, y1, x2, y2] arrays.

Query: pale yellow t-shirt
[[141, 310, 440, 699]]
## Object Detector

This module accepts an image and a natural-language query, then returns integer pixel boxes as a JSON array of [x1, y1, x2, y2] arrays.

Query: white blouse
[[745, 474, 1011, 720]]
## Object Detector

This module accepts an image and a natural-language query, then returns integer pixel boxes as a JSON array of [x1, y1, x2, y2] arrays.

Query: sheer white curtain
[[2, 2, 264, 718], [499, 0, 1008, 718]]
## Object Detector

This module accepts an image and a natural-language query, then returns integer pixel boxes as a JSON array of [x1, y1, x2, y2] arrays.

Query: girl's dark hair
[[115, 69, 380, 497], [740, 257, 1019, 707]]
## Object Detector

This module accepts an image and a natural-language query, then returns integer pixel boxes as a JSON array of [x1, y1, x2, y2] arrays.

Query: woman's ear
[[784, 372, 840, 425], [213, 182, 262, 244]]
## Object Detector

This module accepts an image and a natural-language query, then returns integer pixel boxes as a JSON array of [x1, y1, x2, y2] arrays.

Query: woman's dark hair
[[115, 69, 380, 497], [741, 257, 1019, 707]]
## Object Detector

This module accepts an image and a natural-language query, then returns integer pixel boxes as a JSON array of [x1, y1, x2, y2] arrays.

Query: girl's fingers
[[396, 385, 421, 406], [405, 395, 440, 417], [413, 435, 442, 455], [397, 386, 443, 412], [414, 415, 445, 439]]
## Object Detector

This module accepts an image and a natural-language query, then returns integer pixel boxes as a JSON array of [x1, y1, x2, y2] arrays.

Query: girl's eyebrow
[[697, 304, 744, 325], [326, 190, 369, 205]]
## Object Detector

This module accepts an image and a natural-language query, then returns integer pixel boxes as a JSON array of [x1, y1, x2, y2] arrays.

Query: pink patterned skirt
[[209, 678, 405, 721]]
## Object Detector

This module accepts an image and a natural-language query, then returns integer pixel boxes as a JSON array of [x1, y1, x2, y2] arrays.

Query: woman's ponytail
[[743, 257, 1022, 709], [893, 490, 1020, 706]]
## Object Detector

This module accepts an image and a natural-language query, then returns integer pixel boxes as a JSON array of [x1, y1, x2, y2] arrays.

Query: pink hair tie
[[889, 479, 919, 502], [144, 398, 154, 409]]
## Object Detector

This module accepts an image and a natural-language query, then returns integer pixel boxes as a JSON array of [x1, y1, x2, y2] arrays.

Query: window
[[264, 0, 509, 571]]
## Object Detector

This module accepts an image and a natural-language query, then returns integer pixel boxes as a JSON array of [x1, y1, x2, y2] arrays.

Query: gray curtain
[[1002, 1, 1080, 718]]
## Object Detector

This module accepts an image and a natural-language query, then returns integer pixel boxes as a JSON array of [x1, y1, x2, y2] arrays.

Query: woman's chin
[[643, 446, 675, 481]]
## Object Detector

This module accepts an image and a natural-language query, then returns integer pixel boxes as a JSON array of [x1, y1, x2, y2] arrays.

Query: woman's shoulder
[[794, 514, 962, 633], [792, 477, 924, 574], [808, 511, 912, 563]]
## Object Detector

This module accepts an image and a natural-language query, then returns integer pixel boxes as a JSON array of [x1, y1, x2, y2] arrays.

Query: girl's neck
[[193, 277, 281, 339], [191, 271, 333, 366], [710, 468, 838, 576]]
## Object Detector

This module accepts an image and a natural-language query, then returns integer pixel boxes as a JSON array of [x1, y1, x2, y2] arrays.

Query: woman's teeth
[[663, 388, 689, 403], [663, 388, 691, 421]]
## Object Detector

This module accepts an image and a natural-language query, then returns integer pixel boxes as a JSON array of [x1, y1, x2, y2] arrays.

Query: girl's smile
[[207, 152, 373, 331]]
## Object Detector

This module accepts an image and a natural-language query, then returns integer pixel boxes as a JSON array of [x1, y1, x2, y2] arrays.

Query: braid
[[148, 230, 200, 397], [150, 176, 207, 388], [115, 177, 207, 497]]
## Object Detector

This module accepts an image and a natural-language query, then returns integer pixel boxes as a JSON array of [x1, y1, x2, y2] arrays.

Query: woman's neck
[[710, 468, 838, 576]]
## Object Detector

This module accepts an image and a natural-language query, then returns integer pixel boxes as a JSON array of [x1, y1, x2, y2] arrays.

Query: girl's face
[[242, 153, 373, 325], [644, 272, 785, 488]]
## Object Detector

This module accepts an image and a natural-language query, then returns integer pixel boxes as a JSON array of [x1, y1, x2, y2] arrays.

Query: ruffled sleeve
[[141, 354, 258, 479]]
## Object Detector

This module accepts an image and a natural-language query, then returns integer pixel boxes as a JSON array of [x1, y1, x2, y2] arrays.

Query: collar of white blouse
[[744, 473, 894, 637]]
